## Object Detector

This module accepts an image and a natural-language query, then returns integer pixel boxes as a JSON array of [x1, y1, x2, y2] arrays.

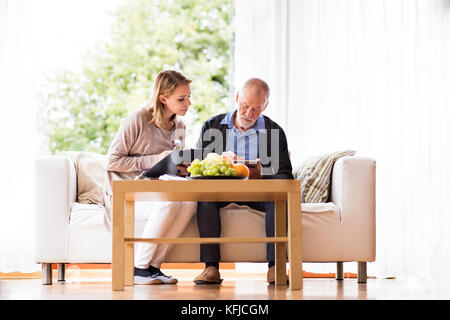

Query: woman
[[103, 70, 196, 285]]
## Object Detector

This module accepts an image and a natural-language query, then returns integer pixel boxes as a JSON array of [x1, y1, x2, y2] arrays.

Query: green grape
[[223, 157, 233, 165], [189, 155, 243, 177]]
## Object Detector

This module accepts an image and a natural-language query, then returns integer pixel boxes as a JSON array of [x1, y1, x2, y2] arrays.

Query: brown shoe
[[267, 266, 289, 285], [193, 266, 223, 285]]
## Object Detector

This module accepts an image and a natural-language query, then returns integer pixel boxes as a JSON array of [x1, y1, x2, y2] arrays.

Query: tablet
[[141, 148, 207, 178]]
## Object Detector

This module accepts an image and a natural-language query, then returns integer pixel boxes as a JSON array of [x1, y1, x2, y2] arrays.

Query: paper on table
[[158, 174, 187, 181]]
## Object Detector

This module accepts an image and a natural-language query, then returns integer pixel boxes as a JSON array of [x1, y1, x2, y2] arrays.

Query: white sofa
[[34, 153, 376, 285]]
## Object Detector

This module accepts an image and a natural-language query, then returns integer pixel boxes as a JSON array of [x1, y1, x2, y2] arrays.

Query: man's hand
[[176, 162, 190, 177]]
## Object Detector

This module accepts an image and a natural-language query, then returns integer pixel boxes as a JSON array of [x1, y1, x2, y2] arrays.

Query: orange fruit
[[232, 163, 250, 177]]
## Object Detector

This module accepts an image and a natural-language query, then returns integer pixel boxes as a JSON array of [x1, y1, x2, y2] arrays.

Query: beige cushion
[[59, 151, 107, 204], [77, 157, 107, 204], [293, 150, 356, 203]]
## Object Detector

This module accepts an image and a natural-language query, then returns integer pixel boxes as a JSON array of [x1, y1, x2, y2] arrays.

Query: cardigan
[[102, 108, 186, 233]]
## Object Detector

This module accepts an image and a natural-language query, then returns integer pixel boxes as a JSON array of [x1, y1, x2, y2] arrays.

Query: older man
[[194, 78, 293, 285]]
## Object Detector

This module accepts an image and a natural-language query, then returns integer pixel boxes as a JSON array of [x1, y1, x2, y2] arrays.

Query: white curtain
[[235, 0, 450, 279], [0, 0, 38, 272], [234, 0, 291, 127], [0, 0, 121, 273]]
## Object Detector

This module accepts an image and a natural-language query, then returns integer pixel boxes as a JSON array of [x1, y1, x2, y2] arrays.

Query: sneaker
[[134, 267, 162, 285], [152, 269, 178, 285], [193, 266, 223, 285]]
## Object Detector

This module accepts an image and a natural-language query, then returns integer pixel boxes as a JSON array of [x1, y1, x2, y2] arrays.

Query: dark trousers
[[196, 201, 277, 263]]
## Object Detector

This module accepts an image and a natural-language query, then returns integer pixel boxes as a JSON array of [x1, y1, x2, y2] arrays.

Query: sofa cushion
[[302, 202, 340, 218], [59, 151, 107, 205], [68, 203, 111, 262], [68, 201, 341, 263], [77, 157, 107, 204], [293, 150, 356, 203], [131, 201, 340, 222]]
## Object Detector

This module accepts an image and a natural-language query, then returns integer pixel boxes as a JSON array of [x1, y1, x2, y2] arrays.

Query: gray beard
[[237, 116, 255, 129]]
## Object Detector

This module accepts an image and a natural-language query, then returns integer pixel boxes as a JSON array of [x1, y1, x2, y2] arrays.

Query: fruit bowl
[[187, 175, 248, 180], [187, 152, 250, 179]]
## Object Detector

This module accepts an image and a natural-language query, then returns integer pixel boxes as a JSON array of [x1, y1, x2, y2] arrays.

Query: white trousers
[[134, 201, 197, 269]]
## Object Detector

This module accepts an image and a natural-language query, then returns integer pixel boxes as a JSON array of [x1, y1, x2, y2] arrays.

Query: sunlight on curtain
[[235, 0, 450, 278], [234, 0, 290, 127], [0, 0, 37, 272], [0, 0, 122, 272]]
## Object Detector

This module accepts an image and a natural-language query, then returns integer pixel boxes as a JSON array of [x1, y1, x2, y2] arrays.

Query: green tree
[[40, 0, 234, 154]]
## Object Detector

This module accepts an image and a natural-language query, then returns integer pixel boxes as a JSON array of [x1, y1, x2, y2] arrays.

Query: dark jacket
[[196, 113, 293, 180]]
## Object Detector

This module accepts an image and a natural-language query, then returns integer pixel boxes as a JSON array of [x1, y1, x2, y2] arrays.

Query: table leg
[[275, 200, 287, 286], [288, 192, 302, 290], [125, 200, 135, 286], [112, 192, 125, 291]]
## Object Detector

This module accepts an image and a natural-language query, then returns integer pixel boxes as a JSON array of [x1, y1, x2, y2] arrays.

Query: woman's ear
[[159, 95, 167, 105]]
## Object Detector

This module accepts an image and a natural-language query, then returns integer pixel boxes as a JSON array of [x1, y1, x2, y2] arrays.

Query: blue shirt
[[220, 110, 266, 160]]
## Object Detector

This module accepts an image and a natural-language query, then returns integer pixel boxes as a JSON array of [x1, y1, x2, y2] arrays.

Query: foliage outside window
[[39, 0, 234, 154]]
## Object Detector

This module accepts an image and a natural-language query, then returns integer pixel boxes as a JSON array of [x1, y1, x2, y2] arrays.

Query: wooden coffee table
[[111, 179, 302, 291]]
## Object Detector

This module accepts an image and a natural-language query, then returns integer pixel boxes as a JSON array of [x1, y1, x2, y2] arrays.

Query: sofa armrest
[[329, 156, 376, 260], [34, 156, 77, 263]]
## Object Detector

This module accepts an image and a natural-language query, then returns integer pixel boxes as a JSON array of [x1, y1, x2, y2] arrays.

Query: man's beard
[[237, 114, 256, 129]]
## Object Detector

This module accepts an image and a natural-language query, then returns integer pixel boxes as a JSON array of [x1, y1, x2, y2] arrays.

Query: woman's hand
[[158, 150, 172, 161]]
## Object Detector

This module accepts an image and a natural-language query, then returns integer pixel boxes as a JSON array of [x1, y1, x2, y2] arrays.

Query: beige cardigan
[[102, 108, 186, 233]]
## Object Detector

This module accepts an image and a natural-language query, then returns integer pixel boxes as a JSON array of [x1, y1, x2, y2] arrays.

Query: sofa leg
[[336, 262, 344, 280], [42, 263, 52, 285], [357, 262, 367, 283], [58, 263, 66, 282]]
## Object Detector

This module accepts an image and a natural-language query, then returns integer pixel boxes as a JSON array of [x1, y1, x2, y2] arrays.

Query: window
[[38, 0, 235, 154]]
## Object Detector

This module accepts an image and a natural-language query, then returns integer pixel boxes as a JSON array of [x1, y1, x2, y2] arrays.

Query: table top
[[112, 179, 301, 202]]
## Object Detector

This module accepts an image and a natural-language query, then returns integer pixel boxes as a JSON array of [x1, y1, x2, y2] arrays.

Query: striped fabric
[[293, 150, 356, 203]]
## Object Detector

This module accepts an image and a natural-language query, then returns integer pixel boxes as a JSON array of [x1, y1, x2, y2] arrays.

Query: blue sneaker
[[134, 267, 162, 285]]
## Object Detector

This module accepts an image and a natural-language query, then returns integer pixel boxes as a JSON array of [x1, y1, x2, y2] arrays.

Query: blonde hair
[[144, 70, 192, 127]]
